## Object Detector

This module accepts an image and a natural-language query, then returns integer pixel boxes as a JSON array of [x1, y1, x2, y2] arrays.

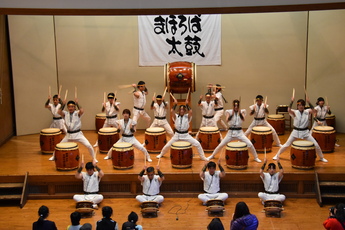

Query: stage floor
[[0, 129, 344, 176]]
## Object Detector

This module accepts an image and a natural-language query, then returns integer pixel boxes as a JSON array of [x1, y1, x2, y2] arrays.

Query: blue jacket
[[230, 214, 259, 230]]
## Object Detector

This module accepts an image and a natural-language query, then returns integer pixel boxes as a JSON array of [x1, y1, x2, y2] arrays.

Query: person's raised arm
[[137, 165, 147, 182], [156, 165, 165, 182], [199, 162, 207, 180]]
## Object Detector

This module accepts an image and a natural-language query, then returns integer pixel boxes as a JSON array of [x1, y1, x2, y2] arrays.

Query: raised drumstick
[[264, 96, 268, 106], [64, 89, 68, 101], [59, 85, 62, 95], [48, 86, 51, 97], [158, 156, 161, 166], [162, 87, 167, 98], [118, 84, 133, 89], [75, 87, 77, 99], [103, 92, 106, 103], [170, 92, 176, 101], [292, 88, 295, 99]]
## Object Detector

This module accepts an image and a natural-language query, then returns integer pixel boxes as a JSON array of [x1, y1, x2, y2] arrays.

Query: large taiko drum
[[251, 126, 273, 152], [112, 142, 134, 169], [325, 114, 336, 128], [145, 127, 167, 153], [98, 127, 119, 154], [290, 140, 316, 170], [40, 128, 62, 154], [267, 114, 285, 135], [165, 62, 196, 94], [197, 127, 221, 151], [170, 141, 193, 168], [312, 126, 336, 153], [276, 105, 289, 113], [95, 113, 106, 133], [55, 142, 79, 171], [225, 142, 249, 169]]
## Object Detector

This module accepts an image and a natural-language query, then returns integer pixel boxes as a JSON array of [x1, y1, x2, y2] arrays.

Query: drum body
[[95, 113, 106, 132], [145, 127, 167, 153], [170, 141, 193, 168], [55, 142, 79, 171], [40, 128, 62, 153], [112, 142, 134, 169], [312, 126, 336, 153], [141, 201, 159, 217], [325, 114, 336, 128], [197, 127, 221, 151], [98, 127, 119, 153], [206, 199, 224, 213], [276, 105, 288, 113], [267, 114, 285, 135], [76, 201, 94, 215], [225, 142, 249, 169], [165, 62, 195, 94], [251, 126, 273, 152], [264, 200, 283, 217], [290, 140, 316, 169]]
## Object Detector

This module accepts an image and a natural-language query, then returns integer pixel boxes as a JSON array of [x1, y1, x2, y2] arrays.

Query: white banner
[[138, 14, 221, 66]]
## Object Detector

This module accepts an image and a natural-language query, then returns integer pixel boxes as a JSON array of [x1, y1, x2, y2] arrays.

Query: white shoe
[[147, 158, 152, 162], [273, 155, 278, 160], [254, 158, 262, 163], [156, 155, 162, 159], [320, 158, 328, 163], [104, 156, 110, 160], [335, 143, 340, 147], [49, 156, 55, 161], [92, 204, 98, 210], [93, 143, 98, 147]]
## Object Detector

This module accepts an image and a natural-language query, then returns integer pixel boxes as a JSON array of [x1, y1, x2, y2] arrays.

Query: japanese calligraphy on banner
[[138, 14, 221, 66]]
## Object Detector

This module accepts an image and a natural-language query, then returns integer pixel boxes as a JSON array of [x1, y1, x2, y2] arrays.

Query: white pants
[[258, 192, 285, 203], [208, 131, 258, 159], [73, 194, 104, 204], [275, 130, 324, 159], [159, 133, 206, 159], [150, 119, 174, 137], [106, 136, 151, 159], [132, 109, 151, 128], [244, 120, 281, 145], [103, 118, 119, 128], [50, 119, 67, 133], [214, 110, 227, 130], [198, 193, 228, 204], [136, 194, 164, 204]]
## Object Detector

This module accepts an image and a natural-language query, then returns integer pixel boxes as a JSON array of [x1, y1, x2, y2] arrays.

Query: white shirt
[[174, 113, 191, 132], [48, 103, 62, 118], [203, 171, 221, 194], [142, 175, 161, 195], [226, 109, 246, 128], [200, 101, 216, 116], [291, 109, 310, 129], [261, 172, 282, 193], [153, 102, 168, 118], [249, 103, 268, 119], [105, 101, 120, 117], [82, 171, 100, 193], [63, 110, 82, 131], [215, 92, 224, 109], [133, 91, 146, 109], [314, 105, 329, 120], [117, 119, 136, 136]]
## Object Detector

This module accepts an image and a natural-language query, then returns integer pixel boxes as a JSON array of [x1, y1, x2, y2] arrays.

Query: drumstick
[[158, 156, 161, 166], [118, 84, 133, 89], [292, 88, 295, 99], [64, 89, 68, 101], [170, 92, 176, 101], [162, 87, 167, 98], [82, 154, 84, 163], [58, 85, 62, 96], [153, 92, 156, 100], [114, 91, 117, 99], [48, 86, 51, 97], [187, 87, 190, 98], [144, 151, 147, 166], [75, 87, 77, 99], [103, 92, 106, 103], [253, 99, 256, 105], [264, 96, 267, 106]]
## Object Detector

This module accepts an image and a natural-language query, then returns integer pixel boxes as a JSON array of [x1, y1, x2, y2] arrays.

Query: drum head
[[313, 126, 334, 132], [226, 141, 247, 148], [41, 128, 61, 134], [96, 113, 106, 118], [146, 127, 165, 133], [171, 141, 192, 149], [99, 127, 118, 133], [200, 127, 219, 132], [268, 114, 284, 119], [56, 142, 78, 149], [292, 140, 314, 148], [252, 126, 271, 132], [113, 142, 133, 149]]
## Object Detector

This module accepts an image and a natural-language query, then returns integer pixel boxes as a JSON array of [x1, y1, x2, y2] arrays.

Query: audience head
[[70, 211, 81, 225], [233, 201, 251, 220], [102, 206, 113, 219], [207, 217, 224, 230]]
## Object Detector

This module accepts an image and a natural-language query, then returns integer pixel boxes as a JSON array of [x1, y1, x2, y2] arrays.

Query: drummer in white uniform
[[273, 98, 328, 162], [45, 94, 67, 133], [104, 109, 152, 162], [311, 97, 331, 130], [49, 100, 96, 161], [156, 98, 207, 161], [132, 81, 151, 128], [136, 165, 165, 204], [207, 99, 261, 162], [198, 161, 228, 205], [149, 94, 174, 137], [244, 95, 282, 147], [258, 158, 286, 204], [213, 84, 228, 130], [74, 161, 104, 209]]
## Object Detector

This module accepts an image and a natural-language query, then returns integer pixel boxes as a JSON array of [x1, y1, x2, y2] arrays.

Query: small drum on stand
[[55, 142, 79, 171], [40, 128, 62, 154], [290, 140, 316, 170], [267, 114, 285, 135], [206, 199, 225, 216], [312, 126, 336, 153], [325, 114, 336, 128], [98, 127, 119, 154], [165, 61, 196, 94], [225, 142, 249, 169], [145, 127, 167, 153], [112, 142, 134, 169], [76, 201, 94, 216], [276, 105, 289, 113], [141, 201, 159, 218], [197, 127, 221, 151], [170, 141, 193, 169], [251, 126, 273, 152], [263, 200, 283, 217], [95, 113, 106, 133]]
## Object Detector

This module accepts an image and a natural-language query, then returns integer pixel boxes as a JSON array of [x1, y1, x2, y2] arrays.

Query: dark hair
[[297, 99, 306, 106], [205, 92, 211, 97], [256, 95, 263, 100], [156, 95, 162, 99], [53, 95, 59, 99], [122, 109, 131, 116], [233, 99, 240, 107], [267, 163, 276, 170], [207, 217, 224, 230], [179, 105, 187, 110], [137, 81, 145, 86], [316, 97, 324, 105], [233, 202, 250, 220], [108, 92, 115, 99], [85, 162, 94, 170], [128, 211, 138, 223], [146, 166, 154, 173], [335, 203, 345, 228], [67, 100, 76, 106], [102, 206, 113, 219], [207, 161, 216, 169], [70, 211, 81, 225], [37, 205, 49, 224]]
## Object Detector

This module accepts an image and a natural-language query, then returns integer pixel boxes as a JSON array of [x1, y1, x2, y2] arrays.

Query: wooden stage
[[0, 129, 344, 229]]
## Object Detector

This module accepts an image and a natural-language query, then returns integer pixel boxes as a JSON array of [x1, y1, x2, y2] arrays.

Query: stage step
[[0, 194, 21, 200], [0, 172, 28, 208], [0, 183, 24, 188], [315, 172, 345, 207]]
